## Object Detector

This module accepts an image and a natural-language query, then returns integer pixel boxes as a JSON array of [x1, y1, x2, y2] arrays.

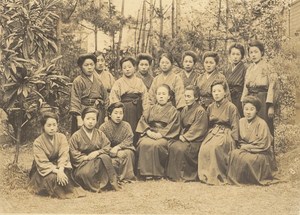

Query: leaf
[[10, 62, 17, 74], [48, 39, 58, 53], [50, 55, 63, 63]]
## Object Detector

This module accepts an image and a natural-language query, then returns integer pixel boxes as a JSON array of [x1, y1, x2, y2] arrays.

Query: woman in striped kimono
[[136, 53, 154, 90], [224, 43, 248, 116], [195, 51, 231, 109]]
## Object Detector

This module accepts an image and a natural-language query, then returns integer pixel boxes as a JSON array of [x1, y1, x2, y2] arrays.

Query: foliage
[[275, 124, 300, 154]]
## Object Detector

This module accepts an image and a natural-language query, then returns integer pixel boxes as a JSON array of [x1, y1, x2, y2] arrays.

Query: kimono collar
[[184, 69, 193, 78], [82, 72, 94, 82], [138, 71, 151, 78], [187, 101, 199, 110], [206, 70, 217, 79], [82, 126, 94, 140], [215, 98, 228, 107]]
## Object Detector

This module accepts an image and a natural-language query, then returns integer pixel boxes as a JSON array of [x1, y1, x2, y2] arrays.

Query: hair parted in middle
[[202, 51, 220, 65]]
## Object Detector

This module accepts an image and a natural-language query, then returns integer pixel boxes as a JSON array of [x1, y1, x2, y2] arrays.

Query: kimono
[[136, 71, 154, 90], [224, 61, 248, 116], [198, 99, 240, 185], [227, 116, 276, 185], [241, 59, 277, 134], [99, 120, 136, 181], [109, 75, 149, 142], [195, 71, 231, 109], [70, 72, 109, 134], [148, 68, 186, 110], [136, 102, 180, 177], [96, 68, 115, 93], [69, 127, 117, 192], [29, 133, 85, 199], [167, 102, 208, 181], [153, 66, 185, 77], [177, 69, 200, 88]]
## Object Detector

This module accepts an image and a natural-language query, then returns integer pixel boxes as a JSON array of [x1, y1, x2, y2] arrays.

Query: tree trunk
[[171, 0, 175, 38], [159, 0, 164, 48], [95, 26, 98, 51], [116, 0, 125, 75], [12, 108, 24, 165], [141, 0, 147, 52], [134, 8, 141, 55], [176, 0, 181, 36], [148, 0, 154, 54]]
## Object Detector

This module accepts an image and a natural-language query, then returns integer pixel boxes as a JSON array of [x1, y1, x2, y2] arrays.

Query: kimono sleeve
[[266, 64, 278, 104], [136, 114, 151, 134], [141, 82, 150, 114], [69, 133, 86, 167], [70, 78, 83, 115], [57, 134, 72, 169], [148, 77, 158, 106], [241, 66, 252, 102], [33, 140, 57, 176], [109, 81, 121, 105], [174, 75, 186, 109], [118, 123, 135, 150], [97, 131, 112, 155], [229, 104, 240, 143], [159, 110, 180, 139], [182, 108, 208, 142]]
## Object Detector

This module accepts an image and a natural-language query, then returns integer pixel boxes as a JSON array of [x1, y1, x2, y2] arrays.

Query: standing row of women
[[28, 40, 278, 199]]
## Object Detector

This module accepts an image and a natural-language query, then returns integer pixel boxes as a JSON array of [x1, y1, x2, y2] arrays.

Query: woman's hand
[[268, 106, 275, 119], [110, 146, 120, 157], [179, 135, 186, 142], [56, 169, 68, 186], [146, 130, 156, 139], [77, 116, 83, 127], [86, 151, 100, 160]]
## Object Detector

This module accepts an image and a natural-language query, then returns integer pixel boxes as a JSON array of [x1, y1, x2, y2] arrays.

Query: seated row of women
[[29, 80, 277, 199]]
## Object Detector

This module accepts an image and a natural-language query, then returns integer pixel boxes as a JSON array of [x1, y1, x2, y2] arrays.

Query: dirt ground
[[0, 145, 299, 215]]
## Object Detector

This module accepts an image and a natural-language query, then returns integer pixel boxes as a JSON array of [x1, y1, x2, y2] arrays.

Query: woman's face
[[184, 89, 196, 106], [249, 46, 262, 63], [83, 112, 97, 130], [243, 103, 257, 121], [156, 86, 170, 105], [138, 60, 150, 75], [44, 118, 58, 137], [204, 57, 217, 74], [230, 48, 242, 65], [122, 60, 135, 78], [159, 57, 172, 73], [212, 84, 226, 102], [82, 59, 95, 77], [110, 107, 124, 124], [95, 55, 106, 72], [182, 55, 195, 72]]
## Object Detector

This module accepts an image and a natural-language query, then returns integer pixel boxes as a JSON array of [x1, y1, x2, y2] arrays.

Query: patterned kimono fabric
[[136, 71, 154, 90], [136, 102, 180, 177], [177, 69, 200, 88], [70, 72, 109, 134], [153, 66, 185, 77], [96, 68, 115, 93], [29, 133, 85, 199], [241, 60, 277, 135], [148, 68, 186, 110], [167, 102, 208, 181], [69, 127, 117, 192], [198, 99, 240, 185], [227, 116, 276, 185], [224, 61, 247, 116], [195, 71, 231, 110], [99, 120, 136, 181], [110, 75, 149, 144]]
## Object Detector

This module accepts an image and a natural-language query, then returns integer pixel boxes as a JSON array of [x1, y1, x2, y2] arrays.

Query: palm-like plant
[[0, 0, 69, 165]]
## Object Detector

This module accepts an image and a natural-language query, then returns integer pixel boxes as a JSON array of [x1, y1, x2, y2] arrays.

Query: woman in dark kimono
[[241, 40, 277, 135], [167, 85, 208, 181], [136, 84, 180, 179], [148, 53, 186, 110], [99, 102, 136, 182], [195, 51, 231, 109], [29, 112, 85, 199], [224, 43, 248, 116], [227, 96, 277, 185], [70, 53, 109, 134], [109, 56, 149, 145], [177, 51, 200, 88], [136, 53, 154, 90], [69, 107, 120, 192], [198, 79, 240, 185]]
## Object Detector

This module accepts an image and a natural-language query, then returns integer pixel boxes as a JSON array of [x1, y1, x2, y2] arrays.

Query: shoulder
[[33, 134, 44, 146], [121, 121, 133, 131], [72, 75, 84, 84]]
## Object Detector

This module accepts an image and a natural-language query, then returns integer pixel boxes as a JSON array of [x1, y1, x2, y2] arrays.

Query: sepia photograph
[[0, 0, 299, 214]]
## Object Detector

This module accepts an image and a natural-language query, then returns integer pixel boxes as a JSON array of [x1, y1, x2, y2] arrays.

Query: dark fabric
[[136, 71, 154, 90], [177, 69, 200, 88]]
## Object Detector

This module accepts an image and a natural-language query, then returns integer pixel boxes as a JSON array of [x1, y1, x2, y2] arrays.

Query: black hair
[[248, 40, 265, 57], [107, 102, 125, 119], [202, 51, 220, 65], [228, 43, 245, 59]]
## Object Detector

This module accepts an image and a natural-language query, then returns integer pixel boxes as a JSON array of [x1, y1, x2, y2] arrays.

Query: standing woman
[[148, 53, 186, 110], [136, 84, 180, 179], [70, 53, 109, 134], [224, 43, 248, 116], [69, 107, 120, 192], [195, 51, 231, 109], [198, 79, 240, 185], [167, 85, 208, 182], [109, 56, 149, 143], [227, 96, 277, 185], [94, 51, 115, 94], [241, 40, 277, 135], [29, 112, 85, 199], [99, 102, 136, 182], [177, 51, 200, 87], [136, 53, 154, 90]]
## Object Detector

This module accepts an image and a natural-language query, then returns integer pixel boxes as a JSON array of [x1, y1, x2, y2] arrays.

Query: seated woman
[[136, 84, 180, 179], [69, 107, 120, 192], [29, 112, 85, 199], [99, 102, 136, 182], [198, 79, 240, 185], [227, 96, 277, 185], [167, 85, 208, 181]]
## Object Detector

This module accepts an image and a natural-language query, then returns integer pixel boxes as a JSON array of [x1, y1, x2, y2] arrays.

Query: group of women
[[28, 40, 278, 199]]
